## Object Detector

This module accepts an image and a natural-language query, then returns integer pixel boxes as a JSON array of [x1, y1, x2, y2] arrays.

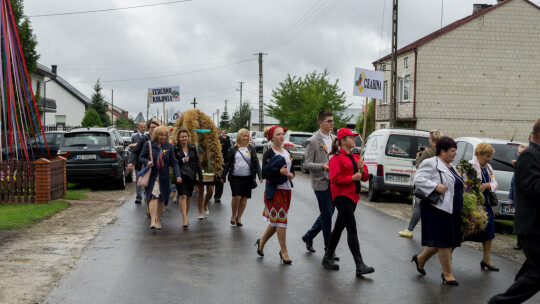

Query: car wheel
[[125, 169, 134, 183], [300, 160, 309, 174], [367, 178, 379, 202], [116, 170, 126, 190]]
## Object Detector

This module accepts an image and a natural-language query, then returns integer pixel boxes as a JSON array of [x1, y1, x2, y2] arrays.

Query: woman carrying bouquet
[[412, 137, 463, 286], [465, 143, 499, 271]]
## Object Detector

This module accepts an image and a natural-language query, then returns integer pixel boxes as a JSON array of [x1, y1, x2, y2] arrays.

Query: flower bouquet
[[457, 159, 488, 236]]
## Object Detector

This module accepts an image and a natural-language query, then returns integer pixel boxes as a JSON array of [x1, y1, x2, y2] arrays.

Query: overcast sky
[[23, 0, 540, 123]]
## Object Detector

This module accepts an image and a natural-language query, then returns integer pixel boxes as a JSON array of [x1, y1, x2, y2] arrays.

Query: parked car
[[361, 128, 431, 202], [250, 131, 267, 152], [118, 130, 135, 144], [264, 131, 313, 167], [57, 127, 133, 189], [351, 135, 364, 155], [452, 137, 523, 219], [2, 131, 65, 161], [229, 133, 237, 145]]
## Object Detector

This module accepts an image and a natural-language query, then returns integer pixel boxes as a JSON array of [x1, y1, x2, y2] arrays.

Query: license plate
[[76, 154, 96, 160], [501, 204, 515, 214], [386, 174, 409, 183]]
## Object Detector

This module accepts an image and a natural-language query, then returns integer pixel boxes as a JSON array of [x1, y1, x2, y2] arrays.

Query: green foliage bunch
[[356, 99, 375, 138], [229, 102, 251, 132], [115, 116, 136, 130], [81, 109, 103, 127], [10, 0, 39, 73], [266, 69, 350, 132], [90, 79, 111, 127]]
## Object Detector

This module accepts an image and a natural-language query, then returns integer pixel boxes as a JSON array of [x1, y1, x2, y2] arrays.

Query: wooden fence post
[[34, 158, 51, 204]]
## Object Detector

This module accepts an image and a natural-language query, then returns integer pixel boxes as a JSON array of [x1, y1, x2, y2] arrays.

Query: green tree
[[115, 116, 136, 130], [10, 0, 40, 73], [81, 109, 103, 127], [229, 102, 251, 132], [266, 69, 350, 132], [219, 109, 230, 130], [356, 99, 375, 139], [90, 79, 111, 127]]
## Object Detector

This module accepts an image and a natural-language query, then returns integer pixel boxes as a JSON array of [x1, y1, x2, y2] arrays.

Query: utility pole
[[254, 53, 266, 131], [237, 82, 244, 127], [111, 89, 114, 126], [217, 109, 220, 127], [389, 0, 398, 128], [191, 97, 197, 109]]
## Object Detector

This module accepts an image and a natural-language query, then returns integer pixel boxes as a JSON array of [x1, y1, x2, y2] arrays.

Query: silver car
[[264, 131, 313, 167], [250, 131, 267, 152], [453, 137, 524, 219]]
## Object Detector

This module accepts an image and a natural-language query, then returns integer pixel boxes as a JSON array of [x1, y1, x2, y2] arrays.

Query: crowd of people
[[126, 113, 540, 303]]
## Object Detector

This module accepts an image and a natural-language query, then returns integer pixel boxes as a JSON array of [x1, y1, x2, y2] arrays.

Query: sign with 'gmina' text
[[353, 68, 384, 99], [148, 86, 180, 104]]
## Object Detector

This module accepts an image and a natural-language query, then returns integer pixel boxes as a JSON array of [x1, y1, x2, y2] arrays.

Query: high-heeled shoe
[[236, 217, 243, 227], [230, 221, 236, 225], [279, 251, 292, 265], [183, 224, 189, 230], [411, 255, 426, 275], [255, 239, 264, 257], [480, 260, 499, 271], [441, 273, 459, 286]]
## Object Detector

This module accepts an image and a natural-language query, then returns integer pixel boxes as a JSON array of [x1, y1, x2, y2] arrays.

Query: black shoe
[[255, 239, 264, 257], [441, 273, 459, 286], [322, 250, 339, 270], [480, 260, 499, 271], [230, 221, 236, 225], [183, 223, 189, 230], [412, 255, 426, 275], [513, 245, 522, 250], [135, 196, 142, 204], [332, 253, 340, 261], [215, 199, 221, 203], [353, 255, 374, 276], [302, 236, 316, 253], [279, 251, 292, 265]]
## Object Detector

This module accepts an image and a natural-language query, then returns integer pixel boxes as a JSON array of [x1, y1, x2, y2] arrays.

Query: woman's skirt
[[262, 189, 291, 228], [177, 175, 196, 197], [230, 175, 253, 198], [420, 202, 462, 248], [151, 176, 160, 200]]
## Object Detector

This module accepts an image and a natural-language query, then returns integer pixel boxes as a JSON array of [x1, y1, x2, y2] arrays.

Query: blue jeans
[[303, 188, 334, 249]]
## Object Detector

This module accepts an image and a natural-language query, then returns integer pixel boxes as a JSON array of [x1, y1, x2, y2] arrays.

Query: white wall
[[43, 81, 86, 127]]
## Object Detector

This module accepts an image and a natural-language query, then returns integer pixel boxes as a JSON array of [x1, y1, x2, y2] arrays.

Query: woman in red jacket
[[322, 128, 374, 277]]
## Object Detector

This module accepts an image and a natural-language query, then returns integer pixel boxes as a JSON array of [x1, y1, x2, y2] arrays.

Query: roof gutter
[[413, 48, 418, 121]]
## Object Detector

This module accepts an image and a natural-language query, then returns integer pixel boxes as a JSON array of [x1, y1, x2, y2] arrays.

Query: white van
[[361, 129, 430, 201]]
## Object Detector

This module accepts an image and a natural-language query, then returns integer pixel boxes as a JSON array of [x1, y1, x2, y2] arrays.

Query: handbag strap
[[238, 147, 254, 171]]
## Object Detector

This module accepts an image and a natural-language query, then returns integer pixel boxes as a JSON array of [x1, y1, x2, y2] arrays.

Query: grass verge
[[0, 201, 70, 230], [63, 183, 91, 200]]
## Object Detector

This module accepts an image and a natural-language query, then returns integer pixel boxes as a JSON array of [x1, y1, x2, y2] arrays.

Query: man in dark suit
[[489, 119, 540, 304], [131, 122, 147, 144], [214, 130, 232, 202], [128, 121, 158, 204]]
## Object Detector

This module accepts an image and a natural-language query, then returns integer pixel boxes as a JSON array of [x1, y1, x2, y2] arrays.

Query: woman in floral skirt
[[255, 126, 295, 264]]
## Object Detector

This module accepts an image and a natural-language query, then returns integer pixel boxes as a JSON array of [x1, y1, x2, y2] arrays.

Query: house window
[[381, 63, 386, 71], [381, 81, 388, 104], [404, 57, 408, 68], [380, 124, 386, 129], [399, 75, 410, 102], [36, 80, 41, 97]]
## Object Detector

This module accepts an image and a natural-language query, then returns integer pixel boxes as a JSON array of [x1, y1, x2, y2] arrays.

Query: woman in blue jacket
[[140, 126, 182, 230]]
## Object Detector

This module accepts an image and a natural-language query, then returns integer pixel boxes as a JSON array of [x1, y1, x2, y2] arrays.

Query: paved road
[[44, 175, 538, 304]]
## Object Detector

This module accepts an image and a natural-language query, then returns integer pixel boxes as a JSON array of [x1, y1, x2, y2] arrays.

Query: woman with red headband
[[255, 126, 295, 264], [322, 128, 374, 277]]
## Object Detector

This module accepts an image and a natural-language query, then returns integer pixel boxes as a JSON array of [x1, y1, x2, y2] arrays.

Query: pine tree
[[229, 102, 251, 132], [220, 110, 230, 130], [10, 0, 40, 73], [90, 79, 111, 127], [81, 109, 103, 127]]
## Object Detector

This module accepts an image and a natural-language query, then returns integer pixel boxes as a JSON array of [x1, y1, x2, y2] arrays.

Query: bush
[[81, 109, 103, 127]]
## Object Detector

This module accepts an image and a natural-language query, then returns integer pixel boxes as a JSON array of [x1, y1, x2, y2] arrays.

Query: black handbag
[[413, 159, 443, 205], [485, 167, 498, 206]]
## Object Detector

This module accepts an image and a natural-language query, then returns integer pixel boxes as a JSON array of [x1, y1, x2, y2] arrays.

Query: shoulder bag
[[486, 166, 499, 207], [238, 147, 258, 189], [137, 141, 153, 187], [413, 159, 442, 205]]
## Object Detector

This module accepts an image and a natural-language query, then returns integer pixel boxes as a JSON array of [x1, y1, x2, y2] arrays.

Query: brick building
[[372, 0, 540, 140]]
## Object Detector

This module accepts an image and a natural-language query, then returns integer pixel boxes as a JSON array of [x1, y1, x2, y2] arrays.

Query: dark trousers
[[328, 195, 361, 257], [489, 236, 540, 304], [303, 188, 334, 249], [214, 182, 224, 200]]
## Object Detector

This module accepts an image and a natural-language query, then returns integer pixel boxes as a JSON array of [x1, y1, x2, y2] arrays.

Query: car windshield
[[489, 143, 520, 172], [289, 134, 310, 145], [29, 133, 55, 145], [385, 134, 430, 159], [255, 132, 264, 138], [118, 131, 133, 137], [63, 132, 110, 147]]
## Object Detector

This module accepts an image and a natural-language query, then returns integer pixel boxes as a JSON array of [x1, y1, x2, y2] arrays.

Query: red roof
[[373, 0, 540, 65]]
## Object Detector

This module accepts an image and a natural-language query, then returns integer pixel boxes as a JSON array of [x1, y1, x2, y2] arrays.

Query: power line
[[75, 58, 256, 83], [28, 0, 192, 18]]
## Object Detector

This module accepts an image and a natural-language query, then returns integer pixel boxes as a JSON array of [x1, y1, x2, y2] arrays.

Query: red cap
[[336, 128, 359, 140]]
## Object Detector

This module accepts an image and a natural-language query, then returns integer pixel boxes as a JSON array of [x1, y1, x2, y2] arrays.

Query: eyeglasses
[[323, 120, 334, 124]]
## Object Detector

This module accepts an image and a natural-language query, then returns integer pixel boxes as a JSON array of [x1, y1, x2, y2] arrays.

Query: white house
[[372, 0, 540, 140]]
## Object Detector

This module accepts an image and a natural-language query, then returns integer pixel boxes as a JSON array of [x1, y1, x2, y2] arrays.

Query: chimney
[[51, 65, 57, 75], [473, 4, 492, 14]]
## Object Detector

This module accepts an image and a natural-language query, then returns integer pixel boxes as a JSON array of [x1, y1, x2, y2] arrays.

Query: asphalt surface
[[43, 174, 539, 304]]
